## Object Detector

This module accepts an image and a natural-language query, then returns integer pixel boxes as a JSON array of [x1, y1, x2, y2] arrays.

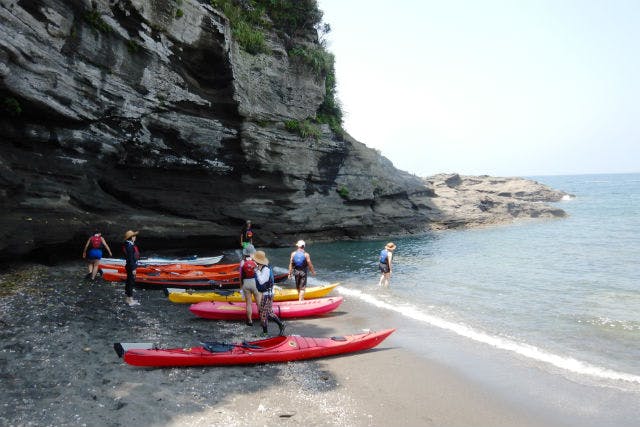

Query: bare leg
[[90, 260, 100, 280], [243, 288, 253, 324]]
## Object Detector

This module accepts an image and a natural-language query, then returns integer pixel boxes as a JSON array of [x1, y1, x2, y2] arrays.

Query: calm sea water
[[266, 173, 640, 391]]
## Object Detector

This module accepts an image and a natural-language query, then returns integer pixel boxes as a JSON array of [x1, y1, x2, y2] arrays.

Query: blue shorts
[[87, 248, 103, 260]]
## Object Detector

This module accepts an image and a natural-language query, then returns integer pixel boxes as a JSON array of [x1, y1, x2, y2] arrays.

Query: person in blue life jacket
[[252, 250, 286, 337], [288, 240, 316, 301], [239, 244, 260, 326], [240, 219, 254, 249], [122, 230, 141, 306], [378, 242, 396, 287], [82, 231, 112, 281]]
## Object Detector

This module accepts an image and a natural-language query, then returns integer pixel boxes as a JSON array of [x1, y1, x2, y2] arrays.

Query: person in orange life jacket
[[82, 231, 112, 281], [240, 220, 254, 249], [288, 240, 316, 301], [122, 230, 141, 306], [378, 242, 396, 287], [253, 250, 286, 336], [239, 244, 260, 326]]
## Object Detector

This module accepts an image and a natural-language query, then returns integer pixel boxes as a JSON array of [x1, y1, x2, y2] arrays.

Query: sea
[[263, 173, 640, 413]]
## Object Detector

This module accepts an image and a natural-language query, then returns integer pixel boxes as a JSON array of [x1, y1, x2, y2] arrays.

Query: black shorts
[[379, 262, 390, 273], [293, 269, 307, 290]]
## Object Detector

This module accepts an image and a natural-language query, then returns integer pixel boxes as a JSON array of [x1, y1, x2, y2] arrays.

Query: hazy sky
[[317, 0, 640, 177]]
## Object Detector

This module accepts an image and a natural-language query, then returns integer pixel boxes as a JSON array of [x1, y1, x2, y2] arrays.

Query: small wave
[[339, 287, 640, 385]]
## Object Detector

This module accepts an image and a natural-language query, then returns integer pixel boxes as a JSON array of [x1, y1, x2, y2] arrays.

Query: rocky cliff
[[0, 0, 568, 263]]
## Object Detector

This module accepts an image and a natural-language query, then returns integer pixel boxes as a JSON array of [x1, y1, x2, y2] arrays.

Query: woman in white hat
[[253, 250, 286, 336], [288, 240, 316, 300], [378, 242, 396, 287], [239, 244, 260, 325]]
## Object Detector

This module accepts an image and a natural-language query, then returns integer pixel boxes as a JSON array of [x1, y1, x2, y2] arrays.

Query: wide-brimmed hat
[[242, 244, 256, 256], [296, 240, 305, 248], [252, 250, 269, 265], [385, 242, 396, 251], [124, 230, 139, 240]]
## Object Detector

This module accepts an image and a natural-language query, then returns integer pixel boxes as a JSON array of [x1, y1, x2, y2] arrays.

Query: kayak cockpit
[[201, 336, 289, 353]]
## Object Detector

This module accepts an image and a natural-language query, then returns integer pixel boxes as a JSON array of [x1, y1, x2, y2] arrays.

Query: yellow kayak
[[167, 283, 340, 304]]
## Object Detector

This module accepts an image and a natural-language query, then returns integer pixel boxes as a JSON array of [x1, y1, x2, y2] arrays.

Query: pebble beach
[[0, 261, 561, 427]]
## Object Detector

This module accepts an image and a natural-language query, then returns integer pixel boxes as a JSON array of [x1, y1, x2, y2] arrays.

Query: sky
[[317, 0, 640, 177]]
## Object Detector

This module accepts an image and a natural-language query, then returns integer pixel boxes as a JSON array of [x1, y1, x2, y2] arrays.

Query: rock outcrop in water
[[0, 0, 568, 263]]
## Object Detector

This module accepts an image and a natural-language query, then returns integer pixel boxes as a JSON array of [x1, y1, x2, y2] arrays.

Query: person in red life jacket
[[240, 219, 254, 249], [378, 242, 396, 287], [82, 231, 112, 281], [288, 240, 316, 301], [122, 230, 140, 306], [239, 244, 260, 326], [253, 250, 286, 337]]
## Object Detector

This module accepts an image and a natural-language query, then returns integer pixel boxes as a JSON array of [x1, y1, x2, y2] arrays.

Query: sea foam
[[339, 287, 640, 385]]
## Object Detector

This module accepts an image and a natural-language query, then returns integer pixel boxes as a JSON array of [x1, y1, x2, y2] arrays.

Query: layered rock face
[[0, 0, 567, 263]]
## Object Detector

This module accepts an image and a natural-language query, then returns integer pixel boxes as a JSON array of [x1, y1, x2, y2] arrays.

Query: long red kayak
[[99, 262, 240, 275], [189, 297, 344, 320], [115, 329, 395, 367]]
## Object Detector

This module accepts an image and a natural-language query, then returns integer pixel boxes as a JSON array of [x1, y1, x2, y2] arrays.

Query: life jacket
[[255, 266, 274, 293], [90, 235, 102, 249], [122, 242, 140, 260], [246, 229, 253, 239], [292, 250, 307, 269], [241, 258, 257, 279], [380, 249, 389, 264]]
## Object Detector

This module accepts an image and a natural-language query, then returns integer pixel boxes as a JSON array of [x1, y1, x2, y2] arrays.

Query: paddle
[[201, 340, 264, 352]]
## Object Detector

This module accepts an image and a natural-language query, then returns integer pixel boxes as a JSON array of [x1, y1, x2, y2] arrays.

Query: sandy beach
[[0, 262, 570, 426]]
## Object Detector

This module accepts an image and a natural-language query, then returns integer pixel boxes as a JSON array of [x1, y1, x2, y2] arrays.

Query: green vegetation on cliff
[[209, 0, 343, 138]]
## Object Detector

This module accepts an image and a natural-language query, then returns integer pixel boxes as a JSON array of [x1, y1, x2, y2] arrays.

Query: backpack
[[379, 249, 388, 264], [90, 235, 102, 249], [292, 250, 306, 268], [241, 259, 257, 279], [255, 267, 274, 292]]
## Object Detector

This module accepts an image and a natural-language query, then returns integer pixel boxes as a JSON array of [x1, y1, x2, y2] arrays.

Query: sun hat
[[385, 242, 397, 251], [252, 250, 269, 265], [124, 230, 139, 240], [242, 244, 256, 256], [296, 240, 305, 247]]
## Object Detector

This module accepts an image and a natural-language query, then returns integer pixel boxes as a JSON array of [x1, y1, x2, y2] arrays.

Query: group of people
[[238, 223, 316, 336], [82, 218, 398, 328]]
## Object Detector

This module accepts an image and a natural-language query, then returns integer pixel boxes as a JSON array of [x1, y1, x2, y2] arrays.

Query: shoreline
[[0, 262, 636, 426]]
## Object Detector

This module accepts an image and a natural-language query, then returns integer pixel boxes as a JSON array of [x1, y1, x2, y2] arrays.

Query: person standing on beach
[[288, 240, 316, 301], [82, 231, 112, 280], [378, 242, 396, 287], [240, 220, 254, 249], [122, 230, 140, 306], [253, 250, 286, 336], [239, 244, 260, 326]]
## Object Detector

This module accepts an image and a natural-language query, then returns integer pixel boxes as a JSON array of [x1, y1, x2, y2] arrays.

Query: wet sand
[[1, 262, 555, 426]]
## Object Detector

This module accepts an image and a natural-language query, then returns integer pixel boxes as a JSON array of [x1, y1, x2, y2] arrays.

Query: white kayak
[[100, 255, 223, 266]]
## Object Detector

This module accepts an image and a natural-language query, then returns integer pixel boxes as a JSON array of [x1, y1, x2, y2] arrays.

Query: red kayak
[[189, 297, 344, 320], [115, 329, 395, 367], [102, 270, 289, 289]]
